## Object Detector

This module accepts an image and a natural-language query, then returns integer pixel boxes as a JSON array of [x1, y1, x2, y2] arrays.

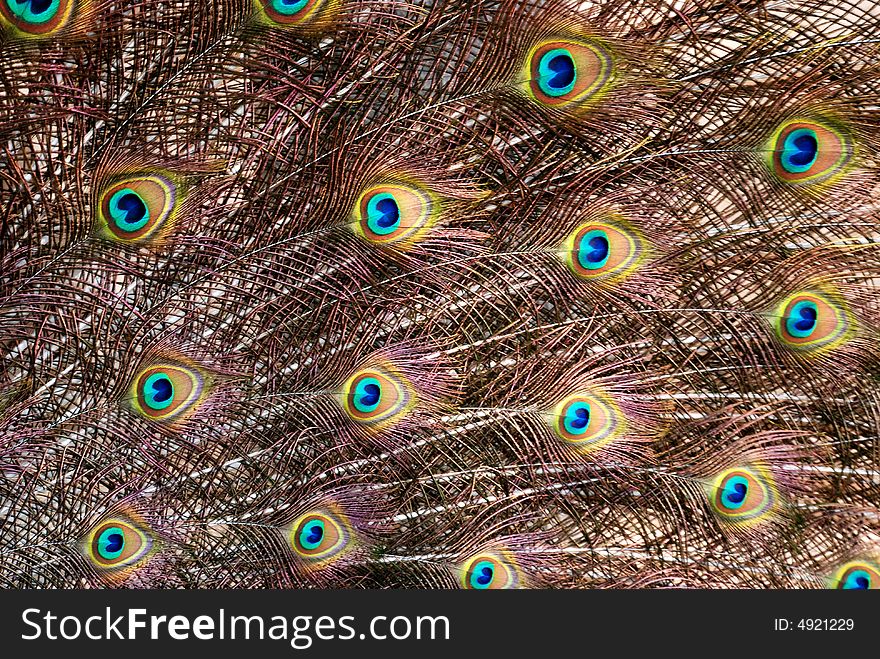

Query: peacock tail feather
[[1, 0, 879, 589]]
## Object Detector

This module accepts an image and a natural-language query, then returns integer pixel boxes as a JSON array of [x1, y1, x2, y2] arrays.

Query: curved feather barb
[[1, 0, 880, 589]]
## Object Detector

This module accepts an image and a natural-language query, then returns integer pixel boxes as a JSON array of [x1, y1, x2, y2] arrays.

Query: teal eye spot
[[143, 373, 175, 411], [353, 377, 381, 413], [366, 193, 401, 236], [299, 520, 325, 550], [97, 527, 125, 560], [272, 0, 309, 15], [563, 402, 591, 435], [780, 128, 819, 174], [842, 570, 871, 590], [470, 561, 495, 589], [538, 48, 576, 97], [7, 0, 60, 23], [720, 476, 749, 510], [576, 229, 610, 270], [109, 189, 150, 232], [785, 300, 818, 338]]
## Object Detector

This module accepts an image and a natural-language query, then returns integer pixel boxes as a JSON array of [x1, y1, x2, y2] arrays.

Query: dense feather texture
[[1, 0, 879, 589]]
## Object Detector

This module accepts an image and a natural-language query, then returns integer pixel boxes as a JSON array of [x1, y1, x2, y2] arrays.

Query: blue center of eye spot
[[547, 54, 575, 89], [272, 0, 308, 14], [570, 407, 589, 429], [721, 476, 749, 509], [781, 128, 818, 174], [143, 373, 175, 411], [97, 527, 125, 560], [538, 49, 577, 97], [785, 300, 818, 339], [366, 193, 401, 236], [843, 570, 871, 590], [152, 379, 172, 402], [9, 0, 57, 21], [728, 482, 747, 504], [586, 235, 609, 263], [306, 524, 323, 545], [794, 308, 817, 332], [361, 383, 380, 407], [105, 533, 123, 553], [563, 402, 591, 435], [110, 189, 150, 232], [117, 194, 147, 224], [577, 230, 610, 270], [353, 377, 382, 413], [470, 560, 496, 589], [374, 198, 399, 228], [298, 519, 326, 550]]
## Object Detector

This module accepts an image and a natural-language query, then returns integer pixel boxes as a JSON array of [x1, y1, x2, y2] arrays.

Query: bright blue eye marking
[[354, 377, 381, 412], [300, 521, 325, 550], [538, 49, 576, 96], [842, 570, 871, 590], [786, 300, 818, 338], [143, 373, 175, 410], [720, 476, 749, 510], [272, 0, 309, 14], [780, 128, 819, 174], [563, 402, 591, 435], [470, 561, 495, 589], [366, 193, 401, 235], [577, 230, 610, 270], [7, 0, 59, 23], [97, 527, 125, 560], [109, 189, 150, 231]]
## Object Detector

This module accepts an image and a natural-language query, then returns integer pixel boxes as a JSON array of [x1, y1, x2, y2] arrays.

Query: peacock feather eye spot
[[142, 372, 175, 411], [773, 291, 851, 354], [781, 129, 818, 173], [367, 193, 401, 234], [130, 362, 206, 423], [719, 476, 749, 510], [353, 183, 436, 248], [288, 509, 354, 568], [460, 552, 521, 590], [353, 377, 382, 412], [84, 517, 155, 577], [545, 390, 625, 454], [708, 467, 776, 524], [560, 220, 645, 282], [831, 561, 880, 590], [785, 300, 817, 338], [109, 189, 149, 231], [97, 526, 125, 559], [255, 0, 329, 27], [1, 0, 71, 35], [97, 174, 177, 243], [768, 119, 853, 185], [844, 570, 871, 590], [340, 365, 416, 429], [470, 561, 496, 589], [538, 48, 577, 96], [525, 39, 613, 110], [579, 230, 610, 269]]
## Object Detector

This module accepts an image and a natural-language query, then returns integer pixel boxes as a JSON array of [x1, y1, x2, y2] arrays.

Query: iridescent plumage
[[1, 0, 879, 591]]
